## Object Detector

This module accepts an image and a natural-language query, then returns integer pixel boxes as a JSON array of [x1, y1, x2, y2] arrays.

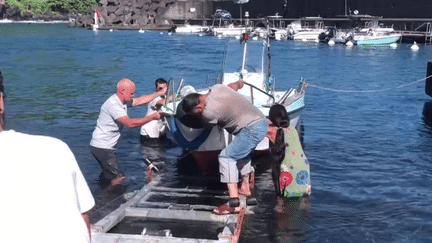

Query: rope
[[307, 75, 432, 93]]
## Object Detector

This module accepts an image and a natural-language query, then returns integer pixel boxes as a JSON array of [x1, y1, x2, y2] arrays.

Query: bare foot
[[238, 186, 251, 196], [111, 176, 125, 186], [212, 202, 240, 215]]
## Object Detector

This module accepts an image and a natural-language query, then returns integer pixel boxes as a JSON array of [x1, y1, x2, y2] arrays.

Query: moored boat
[[174, 23, 210, 34], [353, 31, 401, 45], [288, 17, 326, 42]]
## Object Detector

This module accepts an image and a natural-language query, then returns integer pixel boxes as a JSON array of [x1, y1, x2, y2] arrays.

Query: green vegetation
[[6, 0, 98, 14]]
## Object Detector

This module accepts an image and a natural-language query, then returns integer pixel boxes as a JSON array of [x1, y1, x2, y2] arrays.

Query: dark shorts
[[90, 145, 123, 180]]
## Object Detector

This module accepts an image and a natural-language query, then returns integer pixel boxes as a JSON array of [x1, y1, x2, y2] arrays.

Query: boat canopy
[[220, 39, 274, 106], [222, 40, 268, 76]]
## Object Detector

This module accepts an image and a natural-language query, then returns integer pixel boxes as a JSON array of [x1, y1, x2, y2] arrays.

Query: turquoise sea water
[[1, 23, 432, 242]]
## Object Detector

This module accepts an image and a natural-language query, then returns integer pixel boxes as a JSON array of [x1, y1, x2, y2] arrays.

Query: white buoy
[[328, 39, 335, 45], [390, 42, 397, 48], [168, 32, 172, 35], [199, 33, 203, 37], [160, 32, 163, 34], [346, 41, 354, 46], [411, 41, 419, 50], [109, 29, 113, 32], [235, 35, 241, 40], [138, 29, 145, 33], [302, 38, 307, 42]]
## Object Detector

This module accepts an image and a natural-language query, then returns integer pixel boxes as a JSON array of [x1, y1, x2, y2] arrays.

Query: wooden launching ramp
[[91, 175, 253, 243]]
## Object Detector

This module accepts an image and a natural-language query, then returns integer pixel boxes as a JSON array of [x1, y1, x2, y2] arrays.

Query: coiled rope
[[307, 75, 432, 93]]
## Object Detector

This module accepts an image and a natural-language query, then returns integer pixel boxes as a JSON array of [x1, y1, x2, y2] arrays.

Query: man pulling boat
[[90, 78, 167, 186], [182, 80, 268, 215]]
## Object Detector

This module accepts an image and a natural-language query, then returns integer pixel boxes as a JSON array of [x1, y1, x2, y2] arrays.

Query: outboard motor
[[318, 27, 335, 43]]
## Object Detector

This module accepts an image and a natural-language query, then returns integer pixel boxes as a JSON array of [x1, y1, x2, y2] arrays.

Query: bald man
[[90, 78, 167, 186]]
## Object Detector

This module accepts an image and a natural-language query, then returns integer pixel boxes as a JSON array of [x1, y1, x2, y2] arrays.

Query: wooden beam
[[91, 178, 160, 233], [92, 232, 227, 243], [125, 207, 234, 223]]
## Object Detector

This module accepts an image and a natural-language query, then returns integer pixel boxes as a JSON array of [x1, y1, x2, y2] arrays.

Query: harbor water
[[1, 23, 431, 242]]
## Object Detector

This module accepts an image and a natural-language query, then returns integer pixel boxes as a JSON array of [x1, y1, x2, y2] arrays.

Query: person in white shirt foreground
[[0, 70, 95, 243]]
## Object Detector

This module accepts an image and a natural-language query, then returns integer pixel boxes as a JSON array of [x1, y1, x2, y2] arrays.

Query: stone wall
[[73, 0, 177, 27]]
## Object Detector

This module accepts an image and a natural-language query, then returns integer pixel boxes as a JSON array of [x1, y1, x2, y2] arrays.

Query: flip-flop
[[212, 203, 240, 215]]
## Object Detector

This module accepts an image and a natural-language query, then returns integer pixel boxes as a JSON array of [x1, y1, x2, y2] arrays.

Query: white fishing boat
[[161, 33, 306, 175], [174, 23, 210, 34], [288, 17, 326, 42], [267, 14, 288, 40], [211, 24, 254, 37]]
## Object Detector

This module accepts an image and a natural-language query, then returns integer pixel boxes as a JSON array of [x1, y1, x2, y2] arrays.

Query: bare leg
[[227, 182, 239, 198]]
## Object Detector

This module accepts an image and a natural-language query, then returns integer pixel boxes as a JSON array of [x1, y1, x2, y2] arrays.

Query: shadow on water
[[269, 196, 310, 242], [422, 101, 432, 132]]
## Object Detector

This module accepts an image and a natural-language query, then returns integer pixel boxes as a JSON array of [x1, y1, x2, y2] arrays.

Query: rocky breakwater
[[72, 0, 176, 29]]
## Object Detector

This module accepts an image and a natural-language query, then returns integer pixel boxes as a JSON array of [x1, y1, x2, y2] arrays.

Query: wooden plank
[[92, 232, 229, 243], [152, 186, 228, 195], [92, 177, 160, 233], [141, 191, 230, 200], [135, 201, 216, 211], [125, 207, 234, 223]]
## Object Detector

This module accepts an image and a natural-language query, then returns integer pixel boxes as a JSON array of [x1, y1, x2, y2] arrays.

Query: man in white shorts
[[0, 70, 95, 243], [90, 78, 167, 186]]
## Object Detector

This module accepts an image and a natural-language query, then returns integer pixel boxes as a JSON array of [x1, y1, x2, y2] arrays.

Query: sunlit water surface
[[1, 23, 431, 242]]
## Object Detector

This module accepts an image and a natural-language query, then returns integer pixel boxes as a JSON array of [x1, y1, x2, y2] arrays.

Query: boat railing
[[316, 21, 325, 29], [243, 81, 275, 105], [426, 22, 432, 43]]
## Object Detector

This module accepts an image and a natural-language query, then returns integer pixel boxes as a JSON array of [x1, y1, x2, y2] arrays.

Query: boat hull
[[354, 33, 401, 45]]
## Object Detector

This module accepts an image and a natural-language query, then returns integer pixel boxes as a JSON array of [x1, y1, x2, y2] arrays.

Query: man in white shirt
[[0, 71, 95, 243], [90, 78, 167, 186], [140, 78, 168, 140]]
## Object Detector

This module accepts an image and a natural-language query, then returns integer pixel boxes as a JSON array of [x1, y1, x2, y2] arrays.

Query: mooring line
[[307, 75, 432, 93]]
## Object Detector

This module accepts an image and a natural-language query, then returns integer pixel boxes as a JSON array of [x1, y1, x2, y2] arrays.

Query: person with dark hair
[[267, 104, 311, 197], [182, 80, 268, 215], [140, 78, 168, 140], [90, 78, 167, 186], [0, 71, 95, 243]]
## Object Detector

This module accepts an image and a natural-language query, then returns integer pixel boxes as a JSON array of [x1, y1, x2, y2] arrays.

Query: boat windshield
[[222, 40, 268, 75]]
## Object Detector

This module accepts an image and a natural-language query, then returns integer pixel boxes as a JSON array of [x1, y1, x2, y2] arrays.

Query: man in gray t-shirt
[[183, 81, 268, 214], [90, 78, 166, 186]]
